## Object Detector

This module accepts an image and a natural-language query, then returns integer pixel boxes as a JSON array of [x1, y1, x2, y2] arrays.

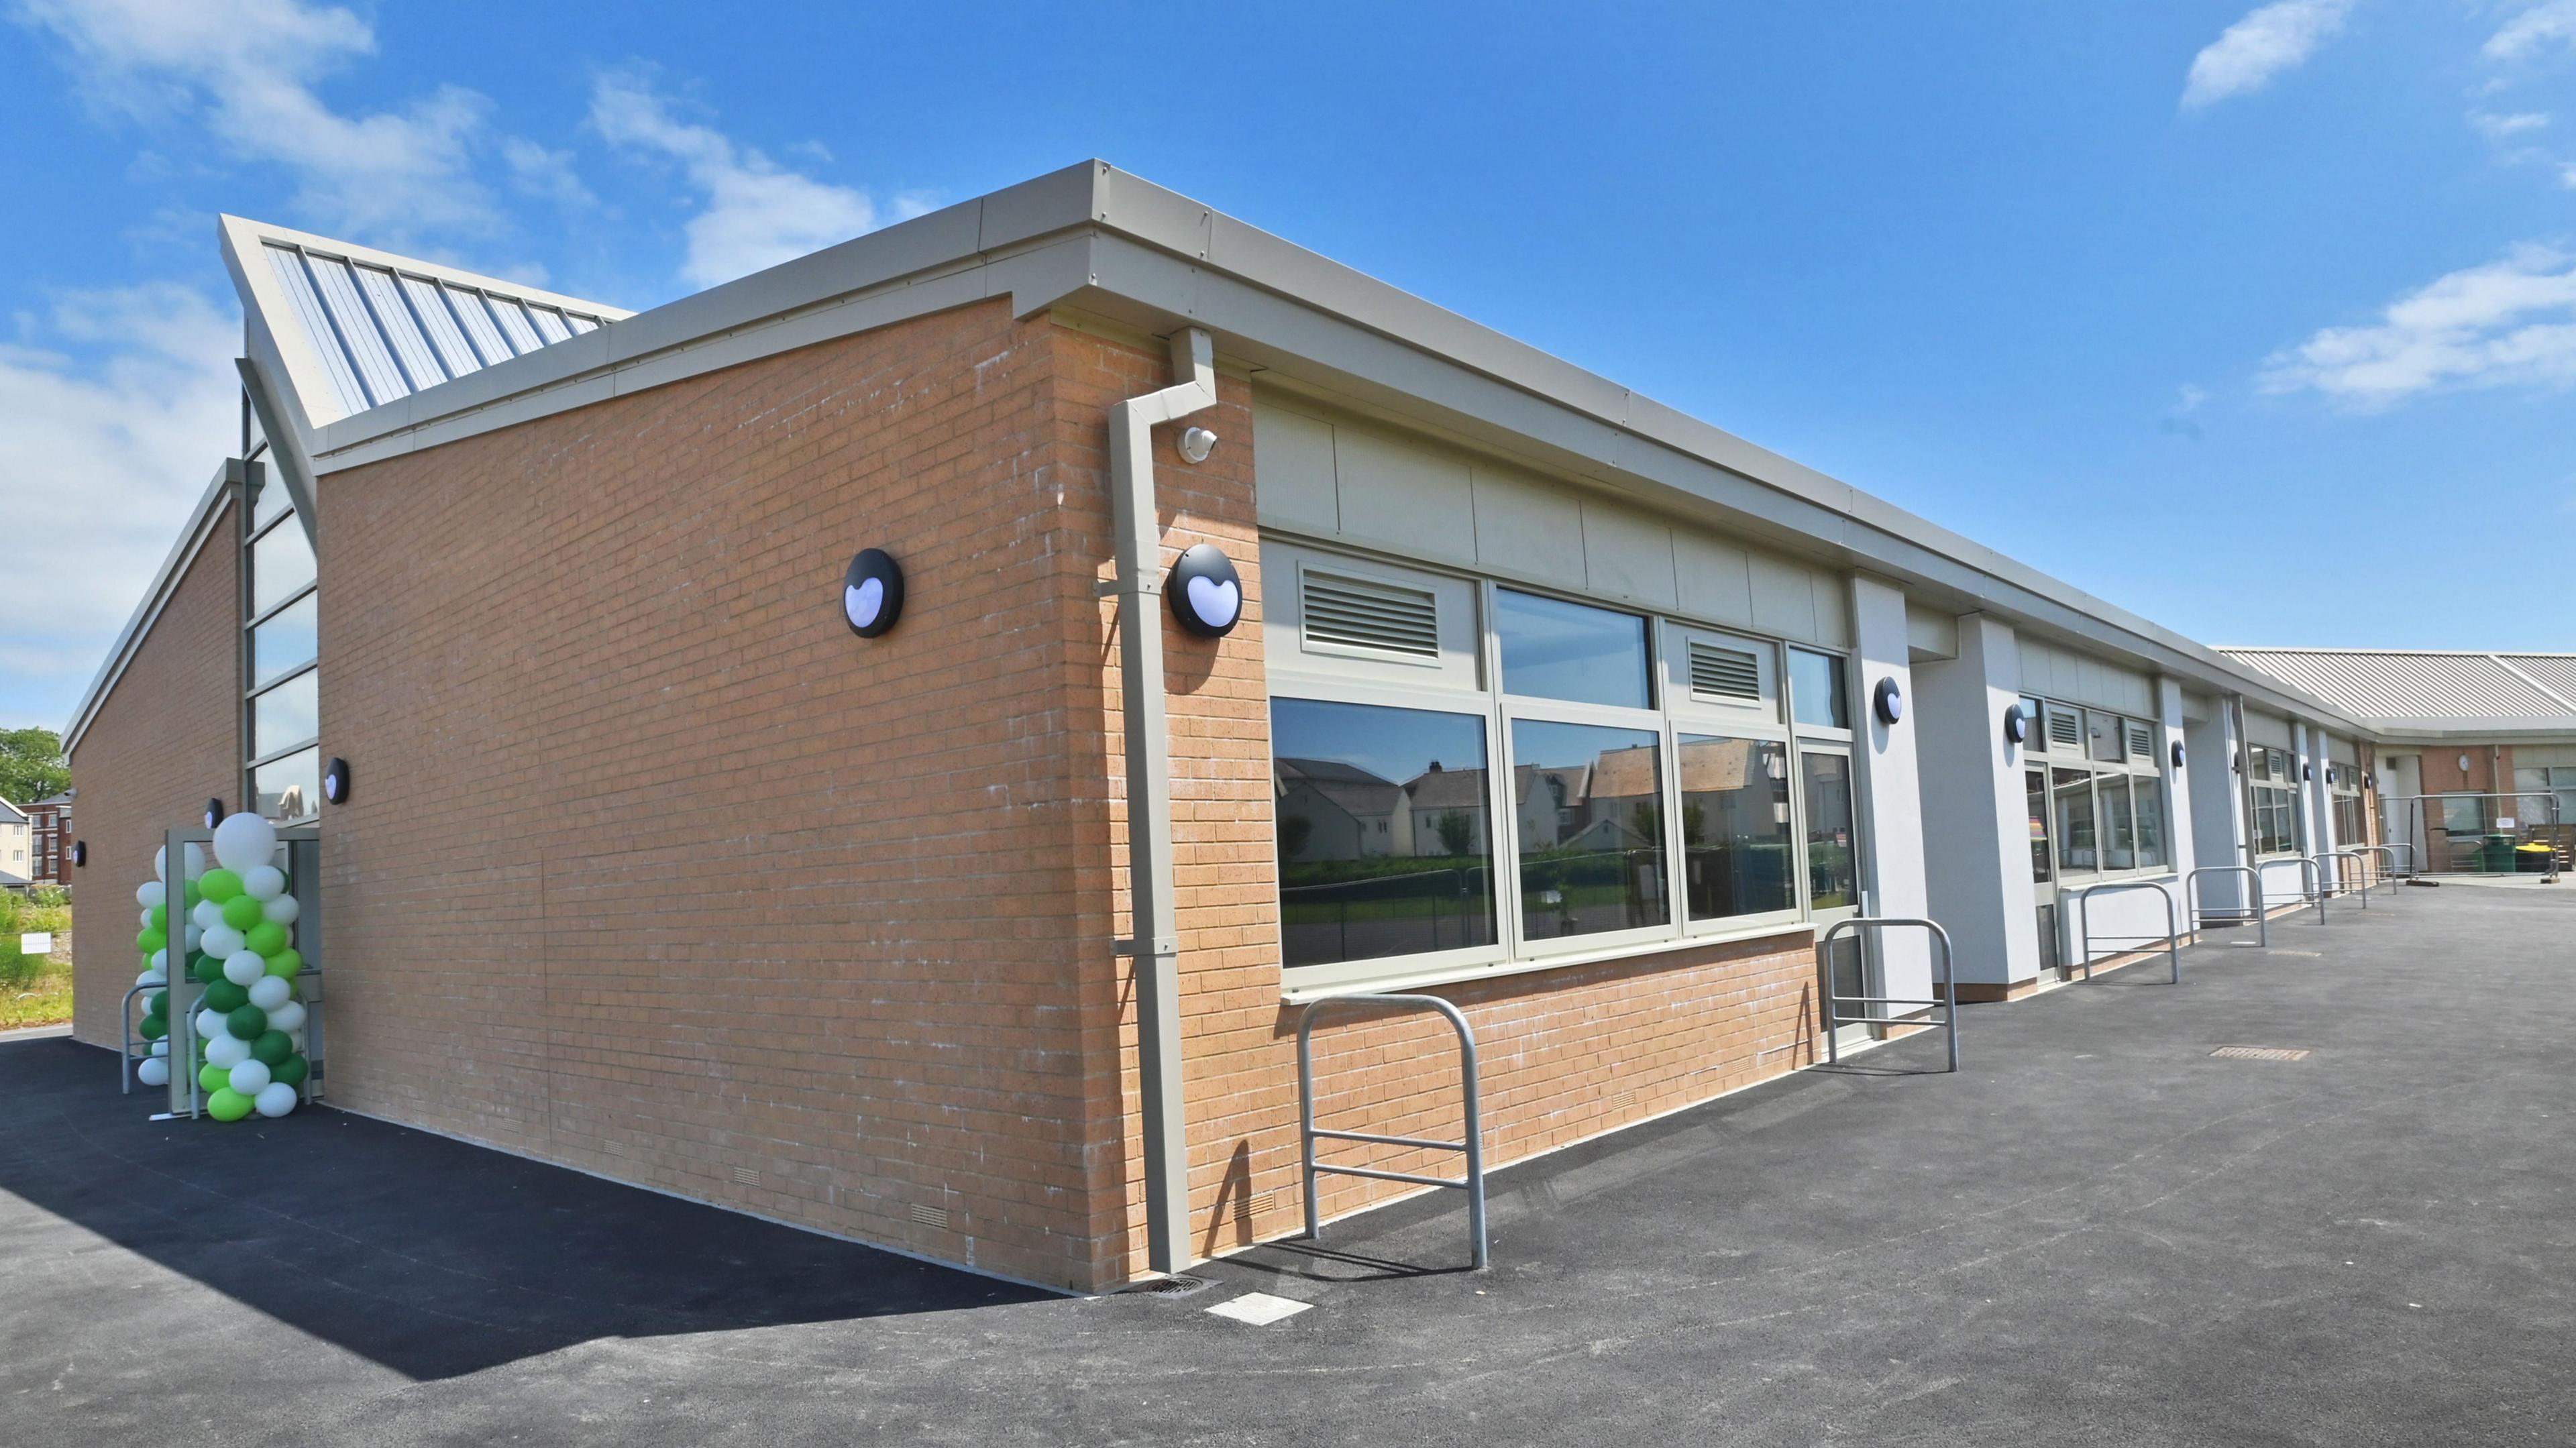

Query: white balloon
[[195, 1008, 225, 1040], [227, 1058, 272, 1094], [153, 845, 168, 883], [262, 894, 301, 926], [243, 865, 287, 901], [150, 948, 167, 974], [137, 879, 166, 909], [150, 1039, 169, 1057], [139, 907, 154, 930], [205, 1034, 250, 1068], [181, 843, 205, 879], [268, 1001, 307, 1033], [254, 1082, 299, 1118], [136, 1057, 170, 1087], [133, 969, 159, 989], [222, 950, 268, 987], [203, 924, 245, 958], [247, 975, 291, 1010], [192, 899, 225, 932], [211, 813, 279, 873]]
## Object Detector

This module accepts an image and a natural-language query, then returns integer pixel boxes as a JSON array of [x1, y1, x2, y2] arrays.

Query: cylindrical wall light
[[841, 549, 906, 638], [2171, 740, 2186, 769], [1872, 677, 1904, 726], [70, 840, 86, 868], [2002, 702, 2028, 746], [203, 798, 224, 828], [323, 757, 353, 805], [1167, 543, 1243, 637]]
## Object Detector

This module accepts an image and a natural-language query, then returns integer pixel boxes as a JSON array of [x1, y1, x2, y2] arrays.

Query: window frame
[[2026, 695, 2173, 881], [1265, 540, 1854, 999]]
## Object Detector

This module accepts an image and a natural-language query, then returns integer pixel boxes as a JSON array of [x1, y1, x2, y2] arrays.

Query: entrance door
[[2027, 767, 2062, 979], [1801, 748, 1869, 1044]]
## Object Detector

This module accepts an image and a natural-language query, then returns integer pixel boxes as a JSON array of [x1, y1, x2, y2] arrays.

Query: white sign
[[2499, 818, 2518, 831], [17, 933, 51, 955]]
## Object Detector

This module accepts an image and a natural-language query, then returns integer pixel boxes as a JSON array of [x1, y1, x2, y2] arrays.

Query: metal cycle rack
[[119, 981, 156, 1093], [1817, 917, 1960, 1073], [2071, 880, 2184, 985], [2184, 865, 2267, 948], [2332, 847, 2375, 906], [2367, 842, 2416, 881], [1297, 993, 1487, 1270], [2283, 856, 2328, 922]]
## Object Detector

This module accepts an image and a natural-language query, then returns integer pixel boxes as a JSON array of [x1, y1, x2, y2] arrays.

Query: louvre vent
[[1301, 572, 1439, 658], [909, 1203, 951, 1230], [731, 1166, 763, 1187], [2127, 722, 2153, 758], [2047, 708, 2082, 748], [1687, 643, 1762, 702]]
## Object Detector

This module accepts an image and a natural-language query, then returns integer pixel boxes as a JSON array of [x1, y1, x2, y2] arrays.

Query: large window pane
[[2135, 777, 2168, 869], [252, 475, 291, 531], [1511, 720, 1668, 940], [252, 592, 319, 685], [250, 517, 316, 616], [252, 669, 319, 757], [2099, 775, 2137, 871], [2053, 767, 2098, 873], [254, 746, 320, 824], [2027, 769, 2053, 883], [1788, 649, 1848, 730], [1271, 698, 1497, 968], [1495, 590, 1650, 708], [2086, 711, 2125, 764], [1678, 735, 1795, 920], [1801, 750, 1858, 910]]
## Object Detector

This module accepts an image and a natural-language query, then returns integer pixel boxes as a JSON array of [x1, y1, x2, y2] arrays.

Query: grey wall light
[[2171, 740, 2186, 769], [203, 798, 224, 828], [323, 757, 353, 805], [2002, 702, 2028, 745], [1167, 543, 1243, 637], [842, 549, 906, 638], [70, 840, 85, 868], [1873, 677, 1904, 726], [1177, 426, 1219, 464]]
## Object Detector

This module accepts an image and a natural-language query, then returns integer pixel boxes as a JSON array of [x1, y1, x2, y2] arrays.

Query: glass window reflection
[[251, 518, 316, 616], [1271, 698, 1497, 967], [1801, 750, 1857, 909], [252, 593, 318, 685], [1495, 590, 1650, 709], [1678, 735, 1795, 920], [1789, 649, 1847, 730], [1511, 719, 1668, 940], [252, 669, 318, 757]]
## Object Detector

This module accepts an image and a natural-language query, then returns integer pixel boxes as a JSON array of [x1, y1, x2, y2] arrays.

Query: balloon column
[[129, 813, 310, 1120]]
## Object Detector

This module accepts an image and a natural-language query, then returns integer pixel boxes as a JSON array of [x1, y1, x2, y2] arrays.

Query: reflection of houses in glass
[[1275, 758, 1413, 858], [1517, 746, 1662, 852]]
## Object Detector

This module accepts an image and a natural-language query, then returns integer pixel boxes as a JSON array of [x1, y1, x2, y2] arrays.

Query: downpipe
[[1108, 327, 1218, 1275]]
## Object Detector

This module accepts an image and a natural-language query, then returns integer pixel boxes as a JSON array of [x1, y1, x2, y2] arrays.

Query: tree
[[1434, 810, 1474, 856], [0, 729, 68, 807]]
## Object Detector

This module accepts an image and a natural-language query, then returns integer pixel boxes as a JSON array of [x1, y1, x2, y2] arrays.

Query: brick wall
[[316, 300, 1126, 1290], [66, 501, 242, 1048]]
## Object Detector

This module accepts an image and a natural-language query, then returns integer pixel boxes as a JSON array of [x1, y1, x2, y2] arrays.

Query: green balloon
[[148, 989, 168, 1016], [252, 1031, 293, 1066], [199, 868, 244, 903], [264, 948, 303, 979], [272, 1054, 309, 1087], [225, 1004, 268, 1040], [220, 895, 264, 930], [199, 1061, 229, 1093], [191, 953, 223, 983], [136, 928, 165, 956], [203, 979, 248, 1013], [139, 1012, 168, 1040], [206, 1088, 253, 1122], [244, 921, 290, 956], [182, 881, 201, 907], [149, 903, 168, 931]]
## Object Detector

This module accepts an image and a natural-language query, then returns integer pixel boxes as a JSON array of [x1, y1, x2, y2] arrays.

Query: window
[[1511, 720, 1667, 941], [2031, 697, 2167, 877], [1265, 543, 1859, 989], [250, 514, 316, 616], [252, 668, 319, 759], [1271, 698, 1497, 968], [2099, 775, 2137, 871], [241, 486, 321, 824], [2512, 766, 2576, 832], [2249, 746, 2304, 856], [1495, 589, 1650, 708], [252, 592, 318, 685], [254, 746, 320, 824], [2053, 767, 2098, 873], [1678, 735, 1795, 921], [2134, 776, 2169, 870], [1788, 649, 1847, 730]]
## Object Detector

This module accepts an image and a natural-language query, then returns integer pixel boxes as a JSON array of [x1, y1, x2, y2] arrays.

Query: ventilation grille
[[2127, 722, 2154, 759], [2210, 1045, 2310, 1062], [909, 1203, 951, 1231], [2048, 708, 2082, 748], [1687, 643, 1761, 703], [731, 1166, 763, 1187], [1301, 572, 1438, 659]]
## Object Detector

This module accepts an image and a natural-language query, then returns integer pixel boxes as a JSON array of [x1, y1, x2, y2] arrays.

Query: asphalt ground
[[4, 881, 2569, 1446]]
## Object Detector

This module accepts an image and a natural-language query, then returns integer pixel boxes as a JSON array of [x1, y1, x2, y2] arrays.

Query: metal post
[[1297, 993, 1487, 1270], [2185, 864, 2267, 948], [2072, 880, 2184, 985], [2291, 856, 2327, 922], [1818, 917, 1960, 1072]]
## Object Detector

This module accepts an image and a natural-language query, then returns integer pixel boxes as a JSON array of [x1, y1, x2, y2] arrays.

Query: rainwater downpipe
[[1108, 327, 1218, 1276]]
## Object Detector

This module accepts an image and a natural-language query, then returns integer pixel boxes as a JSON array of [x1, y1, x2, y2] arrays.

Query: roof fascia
[[63, 459, 241, 753], [237, 357, 319, 549]]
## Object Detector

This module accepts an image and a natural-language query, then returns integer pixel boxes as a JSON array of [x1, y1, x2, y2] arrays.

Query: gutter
[[1107, 327, 1220, 1276]]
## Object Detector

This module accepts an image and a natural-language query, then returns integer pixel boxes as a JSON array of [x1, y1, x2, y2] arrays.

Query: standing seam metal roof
[[2218, 649, 2576, 722]]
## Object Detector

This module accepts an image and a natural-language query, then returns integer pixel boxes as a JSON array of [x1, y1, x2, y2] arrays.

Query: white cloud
[[2260, 244, 2576, 404], [0, 285, 241, 727], [2182, 0, 2358, 109], [2487, 0, 2576, 61], [2470, 110, 2553, 139], [590, 70, 881, 289], [13, 0, 582, 243]]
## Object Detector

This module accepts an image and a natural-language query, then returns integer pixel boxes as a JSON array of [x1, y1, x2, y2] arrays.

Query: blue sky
[[3, 1, 2573, 732]]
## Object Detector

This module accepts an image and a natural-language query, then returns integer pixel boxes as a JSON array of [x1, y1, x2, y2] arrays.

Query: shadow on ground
[[0, 1038, 1051, 1382]]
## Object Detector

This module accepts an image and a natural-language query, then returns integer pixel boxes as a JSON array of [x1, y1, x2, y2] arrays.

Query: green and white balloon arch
[[128, 813, 310, 1121]]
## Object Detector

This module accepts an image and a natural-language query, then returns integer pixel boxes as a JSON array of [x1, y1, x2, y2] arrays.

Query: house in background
[[0, 797, 30, 889], [23, 791, 72, 887]]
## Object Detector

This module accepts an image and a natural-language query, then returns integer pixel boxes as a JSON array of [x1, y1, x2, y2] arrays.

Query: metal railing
[[2383, 792, 2564, 881], [2271, 855, 2328, 922], [119, 981, 155, 1093], [2072, 880, 2184, 985], [2367, 842, 2416, 881], [1297, 993, 1487, 1270], [2331, 847, 2376, 906], [2184, 865, 2267, 948], [1817, 917, 1960, 1072]]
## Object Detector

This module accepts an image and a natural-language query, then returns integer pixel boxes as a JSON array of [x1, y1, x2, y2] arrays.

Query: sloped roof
[[220, 215, 631, 433], [2219, 649, 2576, 735]]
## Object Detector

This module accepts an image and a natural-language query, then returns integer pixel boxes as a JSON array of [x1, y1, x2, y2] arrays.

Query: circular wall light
[[841, 549, 906, 638], [2303, 763, 2314, 782], [2458, 753, 2473, 773], [1168, 543, 1243, 638], [2171, 740, 2186, 769], [1873, 677, 1904, 726], [70, 840, 86, 869], [203, 798, 224, 829], [1177, 426, 1218, 465], [323, 757, 353, 805], [2002, 702, 2029, 746]]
